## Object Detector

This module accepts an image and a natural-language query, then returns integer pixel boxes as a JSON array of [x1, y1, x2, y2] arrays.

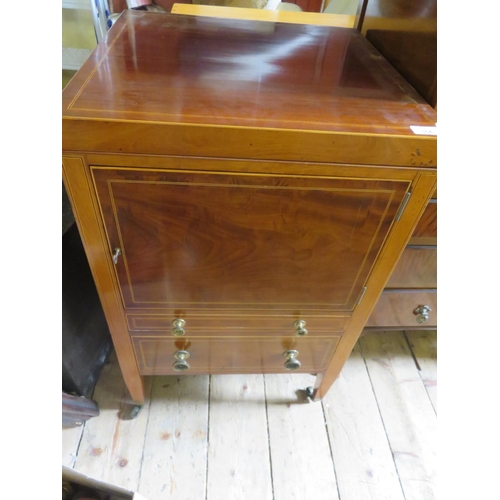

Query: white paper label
[[410, 125, 437, 136]]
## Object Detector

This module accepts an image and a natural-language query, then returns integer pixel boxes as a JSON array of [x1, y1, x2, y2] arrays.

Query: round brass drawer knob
[[413, 305, 431, 324], [293, 320, 308, 337], [173, 350, 190, 371], [283, 350, 301, 370], [172, 318, 186, 336]]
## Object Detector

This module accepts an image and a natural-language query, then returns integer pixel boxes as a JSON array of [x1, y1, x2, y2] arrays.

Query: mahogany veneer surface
[[62, 11, 436, 135], [62, 12, 437, 402]]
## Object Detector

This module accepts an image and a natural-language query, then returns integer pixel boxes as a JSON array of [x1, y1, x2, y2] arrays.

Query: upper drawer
[[92, 166, 411, 312], [126, 313, 350, 337], [366, 290, 437, 329], [386, 246, 436, 289]]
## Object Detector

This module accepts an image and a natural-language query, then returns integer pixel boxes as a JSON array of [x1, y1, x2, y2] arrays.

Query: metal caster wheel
[[305, 386, 314, 399], [120, 404, 143, 420], [130, 405, 142, 419]]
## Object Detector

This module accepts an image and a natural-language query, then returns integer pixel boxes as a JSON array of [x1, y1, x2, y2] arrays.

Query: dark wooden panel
[[386, 246, 436, 289], [412, 199, 437, 238], [359, 0, 436, 107], [62, 11, 436, 136], [366, 289, 436, 328], [93, 166, 410, 311], [366, 30, 436, 108], [126, 313, 349, 335], [133, 336, 340, 374]]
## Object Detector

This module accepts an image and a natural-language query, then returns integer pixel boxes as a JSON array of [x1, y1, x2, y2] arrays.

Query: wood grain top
[[62, 10, 437, 135]]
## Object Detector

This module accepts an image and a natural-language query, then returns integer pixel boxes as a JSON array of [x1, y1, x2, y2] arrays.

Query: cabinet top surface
[[62, 10, 436, 135]]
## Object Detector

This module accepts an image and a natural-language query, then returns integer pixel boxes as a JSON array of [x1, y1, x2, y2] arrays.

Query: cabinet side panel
[[62, 156, 145, 402]]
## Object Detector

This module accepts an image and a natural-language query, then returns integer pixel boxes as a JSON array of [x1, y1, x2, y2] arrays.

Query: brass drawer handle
[[173, 350, 190, 371], [172, 319, 186, 336], [283, 350, 301, 370], [293, 320, 308, 337], [413, 305, 431, 324]]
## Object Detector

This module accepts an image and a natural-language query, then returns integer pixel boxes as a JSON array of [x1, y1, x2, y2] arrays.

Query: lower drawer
[[132, 336, 340, 375], [365, 290, 437, 329]]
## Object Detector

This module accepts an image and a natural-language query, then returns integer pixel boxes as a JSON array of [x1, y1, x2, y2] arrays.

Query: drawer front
[[366, 290, 437, 328], [132, 336, 340, 375], [386, 246, 436, 289], [126, 313, 349, 337]]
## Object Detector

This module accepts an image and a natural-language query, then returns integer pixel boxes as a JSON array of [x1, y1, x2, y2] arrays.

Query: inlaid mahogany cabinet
[[62, 11, 437, 402]]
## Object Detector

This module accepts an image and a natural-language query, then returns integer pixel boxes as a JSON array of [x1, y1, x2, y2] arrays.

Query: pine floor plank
[[265, 373, 339, 500], [405, 330, 437, 413], [138, 375, 210, 500], [62, 424, 84, 468], [75, 353, 151, 491], [359, 332, 437, 500], [207, 374, 273, 500], [323, 343, 405, 500]]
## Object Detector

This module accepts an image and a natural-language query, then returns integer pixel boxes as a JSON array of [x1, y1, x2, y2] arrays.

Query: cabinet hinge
[[395, 191, 411, 221], [356, 286, 367, 306]]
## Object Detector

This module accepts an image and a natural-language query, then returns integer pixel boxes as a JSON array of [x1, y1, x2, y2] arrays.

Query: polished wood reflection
[[62, 10, 436, 135]]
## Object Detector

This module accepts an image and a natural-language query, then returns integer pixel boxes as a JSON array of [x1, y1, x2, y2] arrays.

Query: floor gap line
[[205, 375, 212, 500], [403, 330, 422, 371], [321, 397, 342, 500], [263, 375, 276, 500], [136, 378, 155, 492], [403, 331, 437, 416]]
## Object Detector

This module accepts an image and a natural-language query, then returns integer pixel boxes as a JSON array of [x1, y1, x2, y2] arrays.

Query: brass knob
[[283, 350, 301, 370], [172, 319, 186, 336], [173, 350, 190, 371], [293, 320, 308, 337], [413, 305, 431, 324]]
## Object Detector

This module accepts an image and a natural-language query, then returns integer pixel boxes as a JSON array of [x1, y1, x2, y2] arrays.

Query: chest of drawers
[[62, 11, 437, 402]]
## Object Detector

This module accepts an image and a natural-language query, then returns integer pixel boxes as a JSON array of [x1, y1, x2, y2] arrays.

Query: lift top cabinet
[[62, 11, 436, 402]]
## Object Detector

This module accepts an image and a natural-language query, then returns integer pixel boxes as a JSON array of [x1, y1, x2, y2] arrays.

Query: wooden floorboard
[[207, 374, 273, 500], [405, 330, 437, 413], [74, 353, 152, 491], [359, 332, 437, 500], [64, 331, 437, 500], [62, 423, 84, 468], [265, 373, 340, 500], [322, 343, 405, 500], [137, 375, 210, 500]]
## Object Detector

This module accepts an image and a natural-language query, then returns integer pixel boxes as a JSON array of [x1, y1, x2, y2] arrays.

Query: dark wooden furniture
[[355, 0, 437, 331], [62, 11, 437, 402]]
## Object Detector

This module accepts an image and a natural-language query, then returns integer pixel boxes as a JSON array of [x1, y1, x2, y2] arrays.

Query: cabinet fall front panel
[[92, 166, 410, 313]]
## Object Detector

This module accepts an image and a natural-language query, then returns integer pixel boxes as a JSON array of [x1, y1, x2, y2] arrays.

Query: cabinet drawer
[[386, 246, 436, 289], [366, 290, 436, 328], [126, 313, 349, 337], [132, 336, 340, 375]]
